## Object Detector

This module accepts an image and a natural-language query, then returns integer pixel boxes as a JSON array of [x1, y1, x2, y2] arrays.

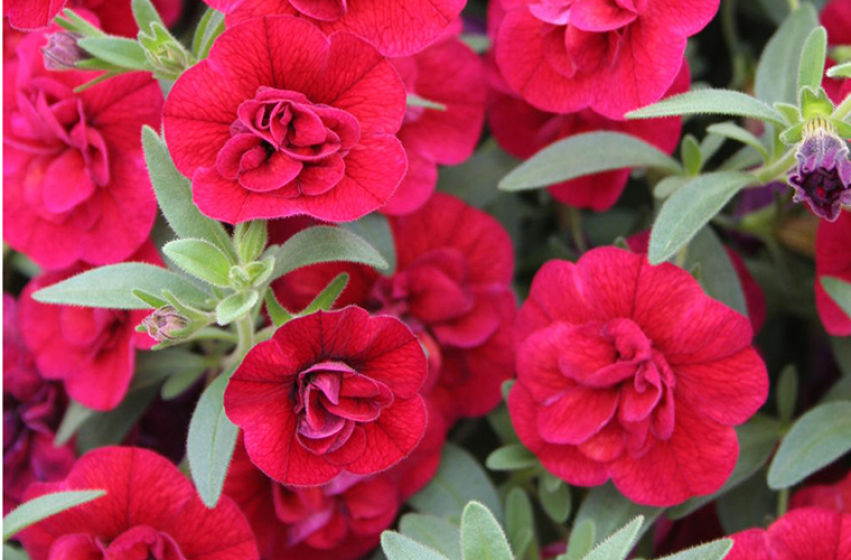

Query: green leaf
[[681, 135, 702, 176], [268, 226, 389, 281], [76, 386, 158, 454], [131, 0, 164, 32], [570, 484, 661, 549], [706, 122, 770, 161], [341, 214, 397, 275], [648, 172, 756, 265], [438, 139, 518, 208], [827, 61, 851, 78], [234, 220, 268, 264], [505, 488, 538, 560], [129, 348, 210, 392], [161, 367, 207, 400], [579, 516, 643, 560], [667, 416, 781, 519], [626, 90, 787, 127], [768, 400, 851, 489], [192, 7, 226, 59], [755, 4, 819, 105], [32, 263, 212, 310], [716, 472, 775, 534], [774, 102, 802, 125], [382, 532, 453, 560], [538, 474, 571, 524], [163, 239, 234, 287], [460, 502, 514, 560], [485, 444, 538, 471], [777, 365, 799, 423], [264, 290, 294, 327], [3, 490, 106, 541], [187, 371, 240, 508], [683, 227, 749, 317], [54, 400, 94, 446], [560, 520, 595, 560], [654, 539, 734, 560], [215, 290, 259, 325], [653, 176, 688, 199], [798, 26, 828, 92], [821, 276, 851, 319], [3, 544, 29, 560], [461, 33, 491, 53], [499, 132, 682, 192], [142, 127, 236, 260], [58, 8, 107, 37], [408, 444, 503, 524], [407, 93, 447, 111], [399, 514, 462, 560], [77, 36, 150, 70], [300, 273, 349, 315]]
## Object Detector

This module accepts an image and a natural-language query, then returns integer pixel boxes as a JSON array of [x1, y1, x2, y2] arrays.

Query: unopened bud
[[789, 117, 851, 222], [141, 306, 189, 342], [42, 32, 87, 71]]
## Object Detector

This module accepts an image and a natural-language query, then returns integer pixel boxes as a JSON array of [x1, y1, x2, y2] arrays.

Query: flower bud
[[141, 306, 189, 342], [789, 117, 851, 222], [42, 32, 88, 71]]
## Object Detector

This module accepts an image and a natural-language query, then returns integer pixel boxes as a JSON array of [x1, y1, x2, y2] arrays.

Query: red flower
[[822, 0, 851, 104], [492, 0, 718, 119], [3, 31, 161, 270], [163, 16, 407, 224], [225, 401, 445, 560], [79, 0, 184, 36], [224, 307, 428, 486], [509, 248, 768, 506], [725, 508, 851, 560], [815, 211, 851, 335], [4, 0, 183, 33], [273, 193, 517, 425], [17, 446, 259, 560], [792, 470, 851, 513], [17, 243, 160, 411], [384, 24, 486, 215], [3, 294, 75, 514], [3, 0, 65, 30], [201, 0, 466, 57], [486, 47, 689, 211], [626, 231, 766, 333]]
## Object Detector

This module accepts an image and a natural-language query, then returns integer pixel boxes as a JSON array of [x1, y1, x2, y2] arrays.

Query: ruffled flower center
[[270, 472, 396, 549], [530, 0, 647, 77], [8, 77, 109, 218], [50, 525, 186, 560], [789, 120, 851, 221], [539, 318, 675, 460], [219, 87, 360, 197], [293, 361, 393, 455]]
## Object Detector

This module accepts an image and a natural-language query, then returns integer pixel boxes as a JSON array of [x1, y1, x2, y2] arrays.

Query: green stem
[[567, 207, 587, 254], [834, 91, 851, 121], [751, 150, 797, 184], [777, 487, 790, 517], [188, 327, 238, 344], [254, 325, 276, 343], [675, 245, 689, 268], [225, 314, 255, 370], [787, 0, 800, 11]]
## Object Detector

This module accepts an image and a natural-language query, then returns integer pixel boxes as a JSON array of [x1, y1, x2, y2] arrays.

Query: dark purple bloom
[[789, 121, 851, 222]]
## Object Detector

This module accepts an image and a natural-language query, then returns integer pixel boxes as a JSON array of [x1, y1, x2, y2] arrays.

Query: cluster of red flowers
[[4, 0, 851, 559]]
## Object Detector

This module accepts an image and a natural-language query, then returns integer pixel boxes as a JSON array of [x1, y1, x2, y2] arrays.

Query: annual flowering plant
[[3, 1, 851, 560]]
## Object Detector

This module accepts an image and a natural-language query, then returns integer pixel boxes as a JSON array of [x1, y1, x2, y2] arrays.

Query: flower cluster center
[[218, 87, 360, 198]]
